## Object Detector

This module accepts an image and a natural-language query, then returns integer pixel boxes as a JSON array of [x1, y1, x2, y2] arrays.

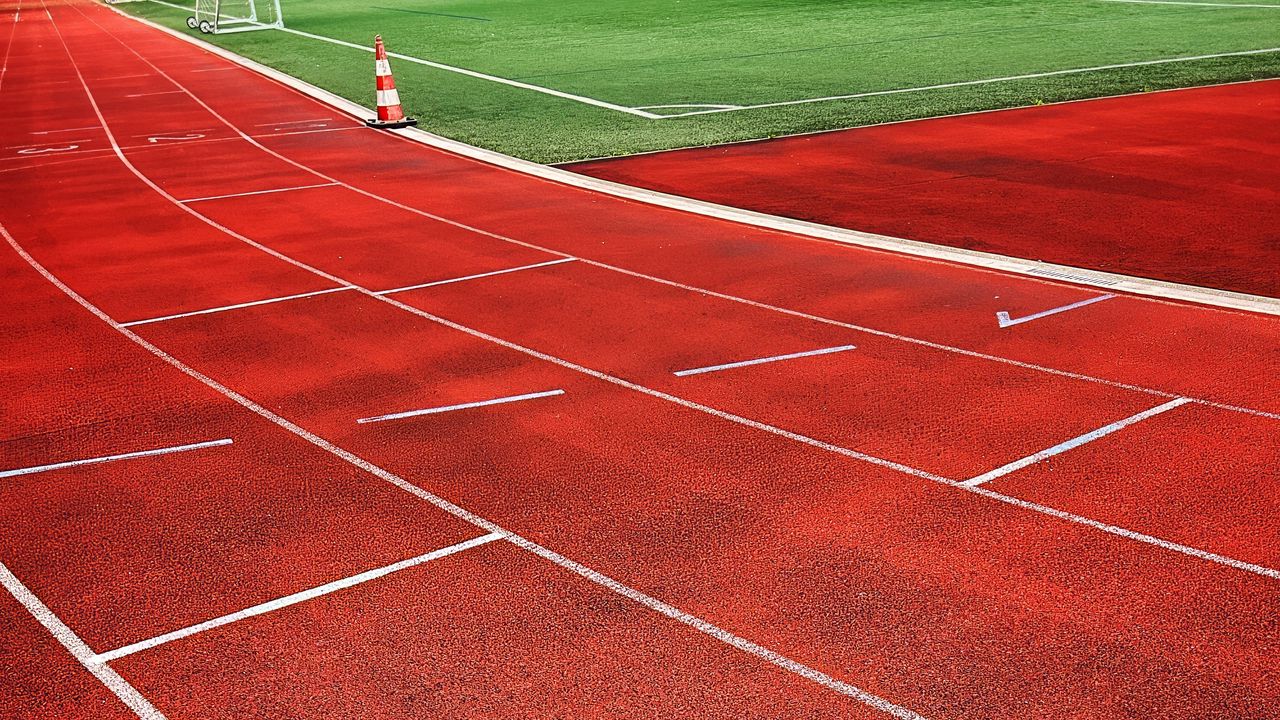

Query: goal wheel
[[186, 16, 198, 29], [199, 20, 213, 33]]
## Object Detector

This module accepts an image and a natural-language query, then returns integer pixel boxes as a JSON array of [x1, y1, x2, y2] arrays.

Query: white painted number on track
[[996, 294, 1116, 328]]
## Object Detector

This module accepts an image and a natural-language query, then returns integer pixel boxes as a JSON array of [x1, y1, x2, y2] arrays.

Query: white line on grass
[[375, 258, 576, 295], [66, 2, 1280, 587], [357, 390, 565, 424], [120, 287, 351, 327], [0, 562, 165, 718], [654, 48, 1280, 117], [1101, 0, 1280, 7], [178, 181, 337, 203], [138, 0, 661, 118], [964, 398, 1191, 486], [674, 344, 856, 376], [91, 532, 503, 663], [0, 438, 232, 479]]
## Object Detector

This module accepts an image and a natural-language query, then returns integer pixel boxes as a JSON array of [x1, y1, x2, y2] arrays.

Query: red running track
[[567, 81, 1280, 299], [1, 1, 1279, 718]]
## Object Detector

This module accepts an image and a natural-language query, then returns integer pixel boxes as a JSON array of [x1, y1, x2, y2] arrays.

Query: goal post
[[188, 0, 283, 34]]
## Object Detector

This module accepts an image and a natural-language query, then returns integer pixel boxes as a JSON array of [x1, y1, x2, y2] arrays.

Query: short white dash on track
[[179, 181, 338, 204], [253, 118, 333, 127], [996, 294, 1116, 328], [674, 344, 857, 376], [30, 125, 99, 135], [90, 532, 504, 663], [357, 389, 565, 424], [964, 398, 1192, 486], [119, 286, 351, 327], [189, 66, 240, 72], [375, 257, 576, 295], [124, 89, 182, 98], [0, 438, 232, 479]]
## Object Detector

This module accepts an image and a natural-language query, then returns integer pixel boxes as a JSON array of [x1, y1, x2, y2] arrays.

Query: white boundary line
[[0, 562, 166, 719], [1101, 0, 1280, 7], [178, 180, 337, 203], [103, 2, 1280, 317], [674, 344, 856, 377], [376, 257, 576, 295], [357, 389, 565, 424], [964, 398, 1191, 486], [652, 48, 1280, 118], [0, 438, 232, 478], [138, 0, 661, 119], [90, 532, 504, 663], [120, 286, 350, 326], [58, 2, 1280, 584], [996, 294, 1116, 328]]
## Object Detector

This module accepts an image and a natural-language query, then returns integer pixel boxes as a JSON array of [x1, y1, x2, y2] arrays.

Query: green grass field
[[122, 0, 1280, 163]]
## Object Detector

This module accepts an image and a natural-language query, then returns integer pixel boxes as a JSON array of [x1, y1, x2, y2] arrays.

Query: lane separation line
[[996, 293, 1115, 328], [674, 344, 857, 376], [964, 398, 1191, 486], [357, 389, 565, 424], [0, 438, 232, 479], [1100, 0, 1280, 7], [375, 257, 576, 295], [90, 532, 504, 663], [119, 287, 351, 327], [0, 562, 165, 719], [178, 181, 337, 203]]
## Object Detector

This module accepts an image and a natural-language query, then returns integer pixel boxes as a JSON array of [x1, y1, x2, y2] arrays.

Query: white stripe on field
[[179, 181, 337, 203], [1101, 0, 1280, 8], [964, 398, 1191, 486], [91, 532, 503, 663], [656, 48, 1280, 117], [674, 344, 856, 376], [376, 258, 576, 295], [0, 562, 165, 718], [357, 390, 564, 424], [120, 287, 350, 326], [138, 0, 661, 118], [0, 438, 232, 479]]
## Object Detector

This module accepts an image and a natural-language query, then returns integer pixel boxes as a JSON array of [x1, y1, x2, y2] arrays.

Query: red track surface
[[2, 2, 1279, 718], [567, 81, 1280, 299]]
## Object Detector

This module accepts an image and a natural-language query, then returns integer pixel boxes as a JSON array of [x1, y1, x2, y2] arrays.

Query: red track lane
[[566, 82, 1280, 299], [0, 593, 135, 720], [4, 1, 1280, 718]]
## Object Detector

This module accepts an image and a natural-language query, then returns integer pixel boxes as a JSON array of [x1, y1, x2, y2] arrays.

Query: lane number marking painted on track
[[16, 144, 79, 154], [146, 132, 205, 143]]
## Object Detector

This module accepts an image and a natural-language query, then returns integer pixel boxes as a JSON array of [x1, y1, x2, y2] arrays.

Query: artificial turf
[[120, 0, 1280, 163]]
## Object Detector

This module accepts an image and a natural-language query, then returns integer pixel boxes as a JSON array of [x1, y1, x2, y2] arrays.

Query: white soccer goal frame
[[187, 0, 284, 35]]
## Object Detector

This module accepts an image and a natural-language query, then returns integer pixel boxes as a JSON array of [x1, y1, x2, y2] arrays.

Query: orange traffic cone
[[366, 35, 417, 129]]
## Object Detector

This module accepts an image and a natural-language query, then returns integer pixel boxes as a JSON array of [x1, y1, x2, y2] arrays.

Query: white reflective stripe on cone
[[375, 59, 391, 76], [376, 89, 401, 107]]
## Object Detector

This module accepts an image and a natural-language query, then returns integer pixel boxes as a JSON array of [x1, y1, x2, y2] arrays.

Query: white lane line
[[964, 398, 1191, 486], [254, 118, 332, 127], [91, 532, 503, 663], [0, 562, 165, 719], [124, 89, 182, 97], [996, 293, 1116, 328], [1101, 0, 1280, 7], [119, 286, 352, 327], [93, 72, 150, 81], [0, 438, 232, 479], [178, 181, 338, 203], [674, 344, 857, 377], [655, 47, 1280, 117], [189, 66, 239, 72], [30, 125, 99, 134], [138, 0, 661, 118], [375, 257, 576, 295], [357, 389, 565, 424]]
